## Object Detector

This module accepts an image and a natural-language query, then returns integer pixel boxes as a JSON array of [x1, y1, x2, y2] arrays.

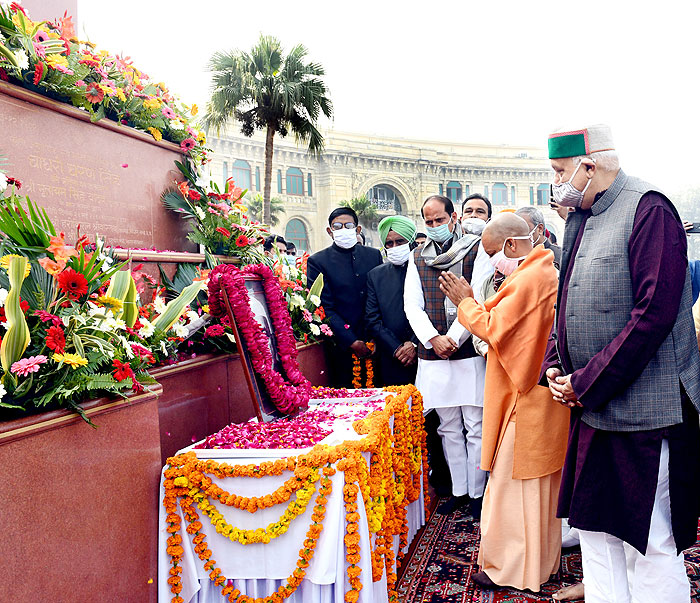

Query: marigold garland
[[351, 341, 375, 388], [162, 384, 429, 603]]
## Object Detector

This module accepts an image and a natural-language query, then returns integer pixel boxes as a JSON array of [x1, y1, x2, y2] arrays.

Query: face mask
[[426, 219, 453, 243], [333, 227, 357, 249], [489, 236, 531, 276], [386, 243, 411, 265], [462, 217, 486, 235], [551, 160, 592, 208]]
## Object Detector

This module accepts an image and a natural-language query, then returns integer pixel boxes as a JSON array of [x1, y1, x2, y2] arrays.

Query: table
[[158, 387, 427, 603]]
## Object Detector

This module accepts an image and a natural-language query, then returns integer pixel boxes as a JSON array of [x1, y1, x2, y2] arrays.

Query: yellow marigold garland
[[190, 467, 320, 545], [162, 384, 428, 603]]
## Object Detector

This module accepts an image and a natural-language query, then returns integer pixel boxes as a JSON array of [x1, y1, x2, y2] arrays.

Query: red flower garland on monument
[[207, 264, 313, 414]]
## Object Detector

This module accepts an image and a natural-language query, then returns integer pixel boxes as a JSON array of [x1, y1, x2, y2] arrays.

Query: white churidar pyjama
[[577, 439, 690, 603]]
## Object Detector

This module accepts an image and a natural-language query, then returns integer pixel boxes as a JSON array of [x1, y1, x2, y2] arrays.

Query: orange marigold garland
[[351, 341, 375, 388], [162, 384, 429, 603]]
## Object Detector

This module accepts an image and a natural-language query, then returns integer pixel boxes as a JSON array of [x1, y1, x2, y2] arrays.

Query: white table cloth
[[158, 395, 425, 603]]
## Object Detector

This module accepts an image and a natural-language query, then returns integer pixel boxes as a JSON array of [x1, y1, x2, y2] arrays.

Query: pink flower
[[302, 309, 313, 323], [11, 355, 48, 377], [320, 324, 333, 336], [344, 324, 350, 329], [121, 163, 128, 168], [162, 106, 176, 119], [34, 310, 63, 327], [180, 138, 196, 152], [205, 324, 225, 338]]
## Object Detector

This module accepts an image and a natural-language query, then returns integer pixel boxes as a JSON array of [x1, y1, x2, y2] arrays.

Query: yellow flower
[[158, 82, 168, 92], [115, 88, 126, 102], [45, 54, 69, 69], [202, 305, 209, 314], [53, 352, 89, 369], [97, 295, 123, 312], [147, 127, 162, 142], [0, 255, 31, 278], [11, 13, 35, 34], [231, 205, 248, 213], [196, 131, 206, 145], [190, 104, 198, 116], [173, 476, 190, 487], [143, 98, 161, 111]]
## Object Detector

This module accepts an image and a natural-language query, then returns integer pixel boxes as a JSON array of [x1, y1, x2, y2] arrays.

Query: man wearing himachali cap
[[542, 124, 700, 602]]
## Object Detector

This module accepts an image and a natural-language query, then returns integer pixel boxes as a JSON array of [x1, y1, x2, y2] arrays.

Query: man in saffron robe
[[439, 213, 569, 592]]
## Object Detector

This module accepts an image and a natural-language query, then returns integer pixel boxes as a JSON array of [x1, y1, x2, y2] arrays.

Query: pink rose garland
[[208, 264, 313, 414]]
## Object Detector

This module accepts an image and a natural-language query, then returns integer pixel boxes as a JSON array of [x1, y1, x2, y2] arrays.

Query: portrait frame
[[221, 274, 284, 422]]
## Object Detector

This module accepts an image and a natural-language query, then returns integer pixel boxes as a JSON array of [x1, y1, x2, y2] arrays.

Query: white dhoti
[[578, 439, 690, 603]]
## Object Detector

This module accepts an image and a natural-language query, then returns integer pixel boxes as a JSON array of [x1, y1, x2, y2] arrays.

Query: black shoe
[[470, 496, 483, 519], [436, 494, 471, 515]]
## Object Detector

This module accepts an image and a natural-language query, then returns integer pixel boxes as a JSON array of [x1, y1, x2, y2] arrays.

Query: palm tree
[[341, 195, 378, 228], [204, 36, 333, 225], [247, 193, 285, 227]]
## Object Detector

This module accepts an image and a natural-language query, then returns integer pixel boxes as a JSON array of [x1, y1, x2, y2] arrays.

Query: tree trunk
[[263, 126, 275, 227]]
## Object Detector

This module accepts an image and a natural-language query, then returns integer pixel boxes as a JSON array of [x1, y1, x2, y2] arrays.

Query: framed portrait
[[232, 275, 284, 421]]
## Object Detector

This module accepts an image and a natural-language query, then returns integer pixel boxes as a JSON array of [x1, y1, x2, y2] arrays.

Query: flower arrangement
[[0, 179, 206, 418], [0, 4, 208, 163], [162, 384, 429, 603], [207, 263, 314, 414], [162, 161, 268, 262], [273, 260, 333, 344]]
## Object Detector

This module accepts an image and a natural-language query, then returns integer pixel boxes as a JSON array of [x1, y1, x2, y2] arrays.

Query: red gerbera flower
[[215, 226, 231, 238], [187, 190, 201, 201], [85, 82, 104, 104], [235, 235, 249, 247], [112, 359, 135, 382], [33, 61, 44, 85], [6, 177, 21, 189], [45, 326, 66, 353], [57, 268, 89, 300], [180, 138, 196, 152]]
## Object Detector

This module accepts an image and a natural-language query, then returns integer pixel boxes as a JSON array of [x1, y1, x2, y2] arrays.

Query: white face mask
[[462, 217, 486, 235], [489, 236, 531, 276], [386, 243, 411, 265], [551, 160, 592, 208], [333, 227, 357, 249]]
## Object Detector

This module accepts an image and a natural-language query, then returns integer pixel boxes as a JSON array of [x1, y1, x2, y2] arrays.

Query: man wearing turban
[[365, 215, 419, 386]]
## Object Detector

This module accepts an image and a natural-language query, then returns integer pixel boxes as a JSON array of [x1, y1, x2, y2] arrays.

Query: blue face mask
[[426, 220, 453, 243]]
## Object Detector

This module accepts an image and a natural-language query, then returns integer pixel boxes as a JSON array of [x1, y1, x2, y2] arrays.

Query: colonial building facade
[[207, 128, 556, 252]]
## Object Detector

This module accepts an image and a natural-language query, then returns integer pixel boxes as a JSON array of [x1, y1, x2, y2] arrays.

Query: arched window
[[446, 181, 462, 203], [285, 218, 310, 252], [307, 173, 313, 196], [492, 183, 508, 205], [537, 184, 550, 206], [366, 185, 402, 213], [231, 159, 251, 191], [286, 167, 304, 196]]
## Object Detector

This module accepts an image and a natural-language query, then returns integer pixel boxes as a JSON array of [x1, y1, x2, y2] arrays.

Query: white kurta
[[404, 242, 492, 411]]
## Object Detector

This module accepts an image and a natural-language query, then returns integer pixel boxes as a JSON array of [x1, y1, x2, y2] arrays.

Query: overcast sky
[[77, 0, 700, 195]]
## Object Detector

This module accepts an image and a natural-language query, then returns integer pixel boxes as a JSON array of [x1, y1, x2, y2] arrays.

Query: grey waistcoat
[[565, 170, 700, 431]]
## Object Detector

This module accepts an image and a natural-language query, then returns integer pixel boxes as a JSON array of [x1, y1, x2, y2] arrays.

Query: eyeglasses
[[331, 222, 357, 230]]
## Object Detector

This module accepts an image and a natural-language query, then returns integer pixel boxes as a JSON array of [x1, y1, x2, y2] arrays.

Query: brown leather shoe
[[471, 570, 501, 590]]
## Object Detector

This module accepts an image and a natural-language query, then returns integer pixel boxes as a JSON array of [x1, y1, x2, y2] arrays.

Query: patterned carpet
[[397, 503, 700, 602]]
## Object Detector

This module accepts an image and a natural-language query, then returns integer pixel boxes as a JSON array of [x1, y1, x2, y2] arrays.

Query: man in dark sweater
[[306, 207, 382, 388]]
